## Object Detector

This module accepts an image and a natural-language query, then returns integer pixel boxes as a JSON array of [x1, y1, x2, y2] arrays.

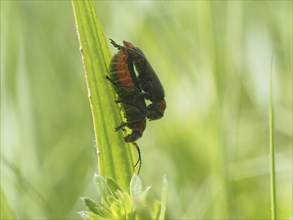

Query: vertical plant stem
[[72, 0, 135, 191], [269, 57, 277, 220]]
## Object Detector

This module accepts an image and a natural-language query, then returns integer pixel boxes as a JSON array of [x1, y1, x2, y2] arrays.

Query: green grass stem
[[269, 57, 277, 220], [72, 0, 135, 191]]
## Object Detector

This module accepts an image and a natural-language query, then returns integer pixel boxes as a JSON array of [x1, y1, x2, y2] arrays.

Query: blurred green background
[[1, 1, 292, 219]]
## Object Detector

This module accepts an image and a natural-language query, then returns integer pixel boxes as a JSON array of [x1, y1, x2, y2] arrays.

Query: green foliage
[[269, 58, 277, 220], [1, 1, 292, 219], [158, 177, 167, 220], [79, 174, 167, 219], [72, 0, 135, 190], [72, 3, 168, 218]]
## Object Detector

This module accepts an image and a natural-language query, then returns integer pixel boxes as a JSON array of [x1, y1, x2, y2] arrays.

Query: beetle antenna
[[132, 142, 142, 175], [109, 39, 146, 61], [109, 38, 122, 49]]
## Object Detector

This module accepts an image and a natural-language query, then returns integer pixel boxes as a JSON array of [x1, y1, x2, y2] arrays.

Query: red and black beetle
[[107, 43, 147, 143], [110, 39, 166, 121], [107, 39, 166, 173], [107, 41, 148, 173]]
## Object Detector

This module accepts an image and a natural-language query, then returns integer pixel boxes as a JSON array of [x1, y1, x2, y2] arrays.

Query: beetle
[[107, 42, 147, 173], [110, 39, 166, 121], [107, 43, 147, 143]]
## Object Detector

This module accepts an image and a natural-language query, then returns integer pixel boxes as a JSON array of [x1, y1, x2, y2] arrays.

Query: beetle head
[[123, 40, 135, 49], [147, 99, 166, 120], [124, 119, 146, 142], [124, 131, 141, 142]]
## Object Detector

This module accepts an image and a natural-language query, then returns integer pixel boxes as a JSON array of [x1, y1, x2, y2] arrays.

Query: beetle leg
[[115, 118, 143, 131], [115, 122, 127, 131], [107, 76, 144, 103], [115, 98, 137, 104], [106, 75, 118, 86], [118, 92, 144, 104]]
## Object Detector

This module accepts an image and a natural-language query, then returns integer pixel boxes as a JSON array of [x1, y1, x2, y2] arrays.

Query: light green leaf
[[94, 175, 111, 201], [72, 0, 134, 191], [138, 186, 152, 201], [83, 197, 111, 217], [152, 200, 161, 220], [130, 173, 143, 200], [159, 176, 168, 220], [269, 57, 277, 219], [115, 191, 133, 216], [110, 201, 125, 218], [107, 177, 122, 194]]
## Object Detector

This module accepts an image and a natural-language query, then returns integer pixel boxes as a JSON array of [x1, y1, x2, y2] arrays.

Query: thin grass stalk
[[269, 57, 277, 220]]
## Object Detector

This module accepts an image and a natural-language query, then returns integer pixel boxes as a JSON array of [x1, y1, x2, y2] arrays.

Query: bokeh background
[[1, 1, 292, 219]]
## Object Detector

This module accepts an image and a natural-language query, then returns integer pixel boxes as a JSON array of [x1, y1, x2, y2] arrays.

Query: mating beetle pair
[[107, 39, 166, 173], [110, 39, 166, 121], [107, 42, 147, 143], [108, 39, 166, 141]]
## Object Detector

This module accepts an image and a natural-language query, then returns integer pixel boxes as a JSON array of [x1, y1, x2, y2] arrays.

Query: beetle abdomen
[[109, 50, 135, 93]]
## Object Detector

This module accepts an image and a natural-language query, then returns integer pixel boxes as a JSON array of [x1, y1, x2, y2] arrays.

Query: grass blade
[[158, 176, 168, 220], [269, 57, 277, 220], [72, 0, 135, 191]]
